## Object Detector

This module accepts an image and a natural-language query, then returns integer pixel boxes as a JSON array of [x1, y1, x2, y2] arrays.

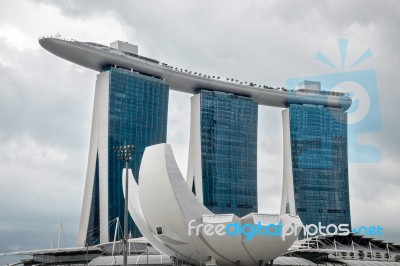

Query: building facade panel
[[78, 67, 169, 245], [282, 104, 351, 234], [188, 90, 258, 217]]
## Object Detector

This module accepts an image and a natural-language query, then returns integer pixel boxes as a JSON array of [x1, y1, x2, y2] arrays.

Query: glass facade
[[97, 67, 168, 241], [289, 104, 351, 231], [199, 90, 258, 217]]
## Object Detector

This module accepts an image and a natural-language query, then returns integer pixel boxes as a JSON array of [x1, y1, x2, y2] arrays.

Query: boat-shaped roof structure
[[39, 36, 351, 110]]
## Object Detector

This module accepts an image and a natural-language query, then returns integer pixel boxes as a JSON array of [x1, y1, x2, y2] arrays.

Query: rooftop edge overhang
[[39, 37, 352, 110]]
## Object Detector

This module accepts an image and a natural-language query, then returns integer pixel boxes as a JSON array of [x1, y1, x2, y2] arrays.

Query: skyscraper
[[78, 67, 169, 245], [187, 90, 258, 217], [281, 103, 351, 233], [39, 36, 352, 245]]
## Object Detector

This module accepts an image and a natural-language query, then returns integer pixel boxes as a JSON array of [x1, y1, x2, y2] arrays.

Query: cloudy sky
[[1, 0, 399, 264]]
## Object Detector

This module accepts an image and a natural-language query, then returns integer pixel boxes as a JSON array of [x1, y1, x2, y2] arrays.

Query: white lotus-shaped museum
[[123, 143, 302, 266]]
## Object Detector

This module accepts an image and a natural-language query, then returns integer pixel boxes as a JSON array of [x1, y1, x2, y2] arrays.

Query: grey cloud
[[1, 1, 399, 264]]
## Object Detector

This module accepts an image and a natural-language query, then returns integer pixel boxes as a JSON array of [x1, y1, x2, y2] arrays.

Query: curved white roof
[[134, 143, 302, 265], [39, 36, 351, 110]]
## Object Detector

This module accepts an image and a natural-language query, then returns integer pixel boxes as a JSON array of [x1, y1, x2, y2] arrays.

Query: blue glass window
[[289, 104, 351, 233], [199, 90, 258, 217], [106, 67, 169, 240]]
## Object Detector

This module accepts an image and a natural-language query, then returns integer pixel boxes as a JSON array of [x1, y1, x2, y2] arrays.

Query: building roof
[[286, 233, 400, 265], [39, 36, 352, 110], [0, 246, 103, 256], [273, 256, 317, 265], [89, 255, 172, 265], [340, 260, 400, 266]]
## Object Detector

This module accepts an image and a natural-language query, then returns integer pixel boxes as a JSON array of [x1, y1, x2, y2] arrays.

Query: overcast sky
[[1, 0, 399, 264]]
